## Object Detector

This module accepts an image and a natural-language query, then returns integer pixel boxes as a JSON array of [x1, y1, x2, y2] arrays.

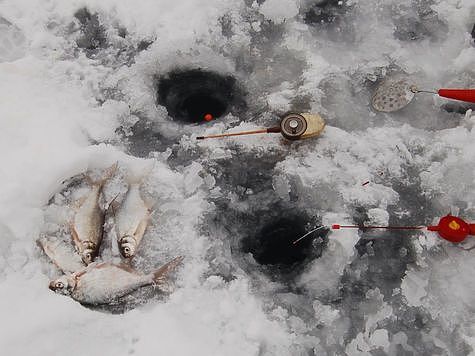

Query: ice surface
[[0, 17, 26, 62], [0, 0, 474, 355], [260, 0, 300, 24]]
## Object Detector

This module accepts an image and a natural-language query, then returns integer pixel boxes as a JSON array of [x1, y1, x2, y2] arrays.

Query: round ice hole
[[156, 69, 245, 124], [242, 216, 321, 268]]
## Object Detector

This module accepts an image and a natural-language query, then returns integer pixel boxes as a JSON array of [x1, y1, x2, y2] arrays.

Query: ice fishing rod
[[197, 113, 325, 141], [293, 215, 475, 244]]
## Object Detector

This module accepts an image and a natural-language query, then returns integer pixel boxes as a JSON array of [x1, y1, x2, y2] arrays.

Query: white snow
[[260, 0, 300, 24]]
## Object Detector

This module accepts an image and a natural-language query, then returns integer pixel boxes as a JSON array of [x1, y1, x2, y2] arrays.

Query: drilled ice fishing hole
[[240, 214, 327, 272], [156, 68, 245, 124]]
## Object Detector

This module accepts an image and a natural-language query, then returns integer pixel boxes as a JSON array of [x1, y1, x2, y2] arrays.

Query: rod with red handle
[[438, 89, 475, 103], [331, 215, 475, 243]]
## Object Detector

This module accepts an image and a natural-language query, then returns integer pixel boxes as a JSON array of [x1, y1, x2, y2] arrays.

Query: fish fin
[[71, 266, 89, 279], [133, 217, 149, 243], [38, 236, 86, 274], [36, 235, 50, 250], [105, 193, 120, 213], [69, 223, 82, 252], [157, 280, 174, 293], [37, 236, 59, 255], [93, 262, 111, 270], [88, 162, 119, 187], [73, 261, 105, 278], [151, 256, 184, 285], [116, 262, 141, 274], [37, 237, 58, 263], [125, 161, 154, 186]]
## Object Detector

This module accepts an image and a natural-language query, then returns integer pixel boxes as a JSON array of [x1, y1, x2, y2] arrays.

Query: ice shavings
[[260, 0, 300, 24]]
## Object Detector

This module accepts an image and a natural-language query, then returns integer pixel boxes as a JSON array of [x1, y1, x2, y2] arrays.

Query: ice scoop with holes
[[371, 78, 475, 113], [196, 113, 325, 141]]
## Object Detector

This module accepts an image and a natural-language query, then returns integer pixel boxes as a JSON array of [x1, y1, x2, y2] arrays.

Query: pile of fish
[[37, 163, 183, 306]]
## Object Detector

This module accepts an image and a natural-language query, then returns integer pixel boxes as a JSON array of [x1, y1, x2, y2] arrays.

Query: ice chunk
[[0, 17, 26, 62], [401, 267, 428, 307], [369, 329, 390, 351], [260, 0, 300, 24]]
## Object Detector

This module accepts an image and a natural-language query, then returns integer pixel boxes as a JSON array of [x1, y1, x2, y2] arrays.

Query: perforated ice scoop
[[372, 79, 475, 113]]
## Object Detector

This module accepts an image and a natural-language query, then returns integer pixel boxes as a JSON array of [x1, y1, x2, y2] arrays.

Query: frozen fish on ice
[[115, 170, 152, 258], [70, 163, 117, 264], [49, 256, 184, 305]]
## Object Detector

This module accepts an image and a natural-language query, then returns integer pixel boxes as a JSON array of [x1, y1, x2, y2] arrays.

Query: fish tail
[[151, 256, 184, 285], [125, 162, 154, 186], [36, 236, 53, 257], [86, 162, 118, 187]]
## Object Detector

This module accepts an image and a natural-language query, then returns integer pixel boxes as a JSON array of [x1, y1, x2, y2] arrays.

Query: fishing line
[[292, 226, 326, 245]]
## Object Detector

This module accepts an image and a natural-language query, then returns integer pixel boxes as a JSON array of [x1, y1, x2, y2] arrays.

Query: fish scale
[[72, 264, 152, 304]]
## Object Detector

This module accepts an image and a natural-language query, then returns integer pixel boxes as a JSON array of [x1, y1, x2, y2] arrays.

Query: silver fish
[[49, 256, 183, 305], [115, 173, 151, 258], [37, 236, 85, 274], [70, 163, 117, 264]]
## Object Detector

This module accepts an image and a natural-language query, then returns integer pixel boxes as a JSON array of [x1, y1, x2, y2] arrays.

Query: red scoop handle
[[438, 89, 475, 103]]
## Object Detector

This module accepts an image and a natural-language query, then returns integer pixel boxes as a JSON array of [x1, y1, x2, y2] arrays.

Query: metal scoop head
[[372, 79, 416, 112]]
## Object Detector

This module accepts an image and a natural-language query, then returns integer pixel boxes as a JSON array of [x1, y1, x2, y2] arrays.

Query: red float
[[427, 215, 475, 243]]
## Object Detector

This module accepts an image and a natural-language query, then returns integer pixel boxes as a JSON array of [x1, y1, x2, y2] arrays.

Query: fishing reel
[[197, 112, 325, 141], [279, 113, 325, 140]]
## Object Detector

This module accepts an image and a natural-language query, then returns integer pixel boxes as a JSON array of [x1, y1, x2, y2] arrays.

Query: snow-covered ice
[[0, 0, 474, 355]]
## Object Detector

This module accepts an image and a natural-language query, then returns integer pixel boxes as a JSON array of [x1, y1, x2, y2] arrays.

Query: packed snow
[[0, 0, 474, 355]]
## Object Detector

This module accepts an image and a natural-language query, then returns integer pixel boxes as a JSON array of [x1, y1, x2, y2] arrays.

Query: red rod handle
[[438, 89, 475, 103]]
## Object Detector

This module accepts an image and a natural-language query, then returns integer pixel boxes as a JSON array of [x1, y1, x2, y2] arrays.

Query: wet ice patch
[[74, 8, 107, 54], [302, 0, 351, 26], [392, 0, 448, 42]]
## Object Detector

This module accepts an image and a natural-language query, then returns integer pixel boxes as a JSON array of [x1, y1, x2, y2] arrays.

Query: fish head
[[81, 250, 95, 265], [80, 241, 96, 264], [49, 275, 75, 296], [119, 236, 136, 258]]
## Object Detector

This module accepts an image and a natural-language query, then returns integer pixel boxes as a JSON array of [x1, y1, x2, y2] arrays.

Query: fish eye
[[124, 247, 130, 253], [55, 282, 64, 289]]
